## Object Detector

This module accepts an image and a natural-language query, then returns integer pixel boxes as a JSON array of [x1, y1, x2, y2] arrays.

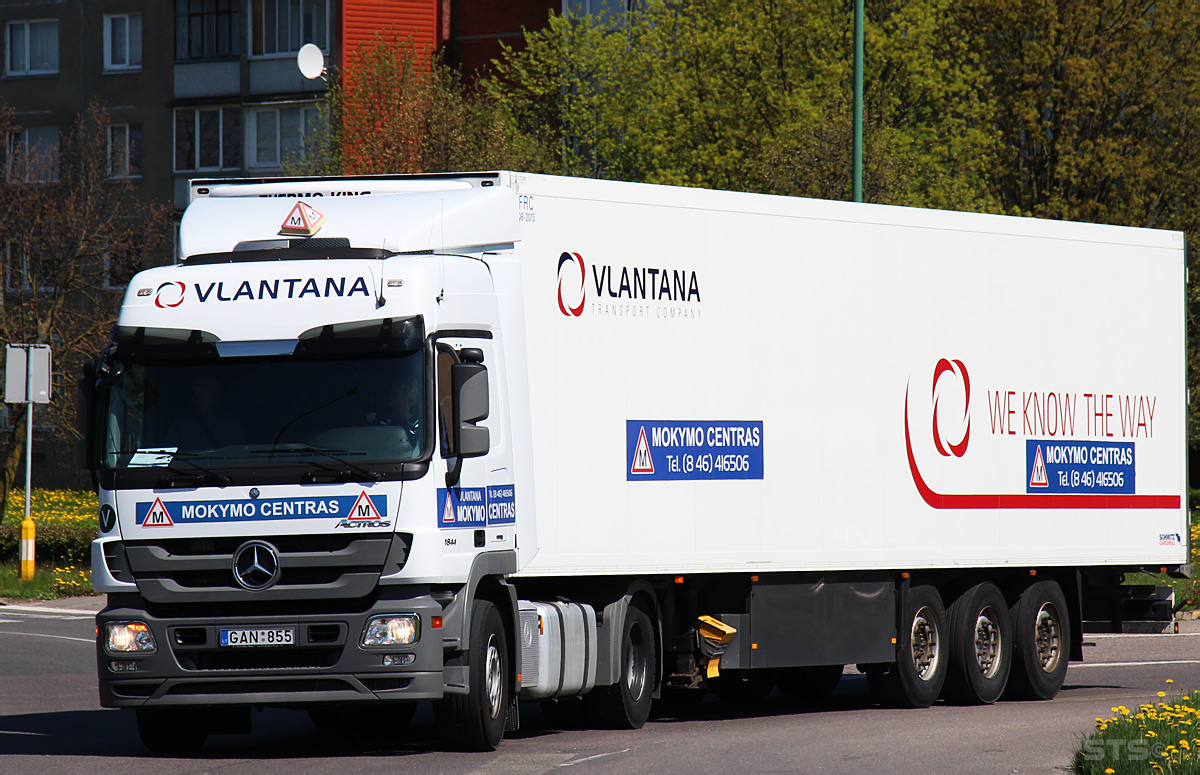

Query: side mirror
[[452, 361, 490, 458], [75, 360, 97, 473]]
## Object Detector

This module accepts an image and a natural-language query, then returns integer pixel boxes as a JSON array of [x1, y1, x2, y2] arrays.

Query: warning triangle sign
[[1029, 445, 1049, 488], [347, 491, 383, 521], [441, 493, 456, 524], [143, 497, 174, 527], [279, 200, 326, 237], [630, 426, 655, 475]]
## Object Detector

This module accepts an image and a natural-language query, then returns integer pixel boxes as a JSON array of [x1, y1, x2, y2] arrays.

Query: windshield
[[102, 349, 426, 476]]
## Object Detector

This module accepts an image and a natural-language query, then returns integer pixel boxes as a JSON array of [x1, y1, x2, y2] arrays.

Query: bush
[[0, 489, 96, 565]]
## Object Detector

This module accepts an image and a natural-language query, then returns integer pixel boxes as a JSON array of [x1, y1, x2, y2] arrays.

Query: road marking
[[0, 630, 94, 644], [1088, 632, 1200, 639], [1072, 659, 1200, 669], [557, 749, 632, 767], [0, 604, 98, 616]]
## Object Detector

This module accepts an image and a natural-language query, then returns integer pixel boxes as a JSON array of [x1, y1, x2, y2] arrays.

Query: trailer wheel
[[868, 585, 947, 708], [777, 665, 843, 705], [944, 582, 1012, 705], [585, 603, 655, 729], [436, 600, 508, 751], [1004, 580, 1069, 701], [136, 708, 208, 752]]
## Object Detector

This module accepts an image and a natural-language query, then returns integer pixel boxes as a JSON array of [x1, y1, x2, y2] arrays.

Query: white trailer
[[82, 172, 1188, 751]]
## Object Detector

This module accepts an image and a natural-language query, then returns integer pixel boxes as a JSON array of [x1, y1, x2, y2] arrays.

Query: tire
[[776, 665, 843, 705], [869, 585, 948, 708], [944, 582, 1013, 705], [436, 601, 509, 751], [708, 671, 775, 705], [585, 603, 655, 729], [1005, 580, 1069, 701], [136, 708, 208, 752]]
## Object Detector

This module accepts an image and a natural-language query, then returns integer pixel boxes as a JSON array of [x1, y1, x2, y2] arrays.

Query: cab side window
[[436, 346, 456, 458]]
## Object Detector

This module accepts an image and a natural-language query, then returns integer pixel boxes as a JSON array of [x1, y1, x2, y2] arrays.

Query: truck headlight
[[362, 615, 420, 646], [105, 621, 156, 654]]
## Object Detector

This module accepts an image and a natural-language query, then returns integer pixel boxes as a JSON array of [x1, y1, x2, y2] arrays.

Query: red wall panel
[[341, 0, 440, 68]]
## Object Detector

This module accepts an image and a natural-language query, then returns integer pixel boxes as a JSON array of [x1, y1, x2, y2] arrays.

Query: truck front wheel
[[436, 600, 509, 751], [1004, 580, 1069, 700]]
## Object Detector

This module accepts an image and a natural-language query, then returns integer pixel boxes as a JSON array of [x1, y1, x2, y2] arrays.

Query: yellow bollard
[[20, 516, 35, 580]]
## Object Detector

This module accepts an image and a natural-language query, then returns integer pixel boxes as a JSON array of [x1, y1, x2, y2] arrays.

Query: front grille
[[119, 533, 411, 604], [165, 679, 352, 695], [360, 676, 413, 692], [177, 648, 341, 671]]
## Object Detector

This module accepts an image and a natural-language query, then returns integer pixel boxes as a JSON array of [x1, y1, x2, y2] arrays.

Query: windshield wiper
[[160, 453, 233, 487], [250, 445, 382, 483], [104, 448, 232, 487]]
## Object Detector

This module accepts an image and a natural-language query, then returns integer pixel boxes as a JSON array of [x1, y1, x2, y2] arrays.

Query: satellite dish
[[297, 44, 325, 80]]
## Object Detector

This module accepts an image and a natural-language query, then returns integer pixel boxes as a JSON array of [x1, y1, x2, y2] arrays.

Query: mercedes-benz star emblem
[[231, 541, 281, 591]]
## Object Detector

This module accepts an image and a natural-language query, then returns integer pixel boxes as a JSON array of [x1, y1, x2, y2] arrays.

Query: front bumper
[[98, 591, 446, 708]]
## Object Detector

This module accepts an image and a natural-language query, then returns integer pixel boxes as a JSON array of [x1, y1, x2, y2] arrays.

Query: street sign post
[[5, 344, 52, 580]]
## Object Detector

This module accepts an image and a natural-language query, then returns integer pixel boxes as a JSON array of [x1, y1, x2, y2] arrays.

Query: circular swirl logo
[[154, 281, 186, 308], [557, 251, 586, 317], [932, 358, 970, 457]]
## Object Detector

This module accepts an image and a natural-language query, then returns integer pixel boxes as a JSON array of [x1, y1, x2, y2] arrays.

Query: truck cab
[[85, 175, 533, 751]]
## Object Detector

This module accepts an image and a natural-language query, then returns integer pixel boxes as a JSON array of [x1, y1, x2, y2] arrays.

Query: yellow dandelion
[[1169, 679, 1176, 684], [1148, 730, 1158, 737]]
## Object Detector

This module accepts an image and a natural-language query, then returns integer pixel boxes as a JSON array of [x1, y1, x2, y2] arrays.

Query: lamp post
[[853, 0, 864, 203]]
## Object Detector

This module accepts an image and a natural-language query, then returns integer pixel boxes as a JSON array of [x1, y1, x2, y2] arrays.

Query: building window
[[6, 127, 59, 183], [6, 19, 59, 75], [250, 105, 317, 168], [109, 124, 143, 179], [176, 0, 240, 60], [251, 0, 327, 56], [104, 13, 142, 71], [175, 107, 241, 171], [4, 240, 54, 294]]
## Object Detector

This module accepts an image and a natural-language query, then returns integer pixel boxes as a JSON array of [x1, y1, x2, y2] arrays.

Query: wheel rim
[[1033, 602, 1062, 674], [910, 605, 940, 681], [974, 606, 1002, 679], [485, 633, 503, 719], [626, 619, 648, 701]]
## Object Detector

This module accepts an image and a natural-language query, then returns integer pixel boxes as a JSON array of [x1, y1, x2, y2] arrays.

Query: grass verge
[[1075, 681, 1200, 773], [0, 562, 92, 600]]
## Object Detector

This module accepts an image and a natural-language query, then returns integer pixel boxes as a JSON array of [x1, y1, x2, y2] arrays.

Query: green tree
[[488, 1, 998, 208], [0, 102, 172, 516], [956, 0, 1200, 441], [292, 33, 547, 176]]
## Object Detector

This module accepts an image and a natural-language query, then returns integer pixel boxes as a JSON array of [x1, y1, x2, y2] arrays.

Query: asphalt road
[[3, 597, 1199, 773]]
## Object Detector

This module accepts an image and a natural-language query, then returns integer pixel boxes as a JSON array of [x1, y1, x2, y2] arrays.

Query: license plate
[[220, 627, 295, 647]]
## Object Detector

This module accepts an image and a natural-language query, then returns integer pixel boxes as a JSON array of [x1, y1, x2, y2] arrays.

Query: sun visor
[[179, 187, 520, 258]]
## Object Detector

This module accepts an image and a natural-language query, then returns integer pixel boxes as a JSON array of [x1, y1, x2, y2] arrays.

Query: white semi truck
[[82, 172, 1188, 751]]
